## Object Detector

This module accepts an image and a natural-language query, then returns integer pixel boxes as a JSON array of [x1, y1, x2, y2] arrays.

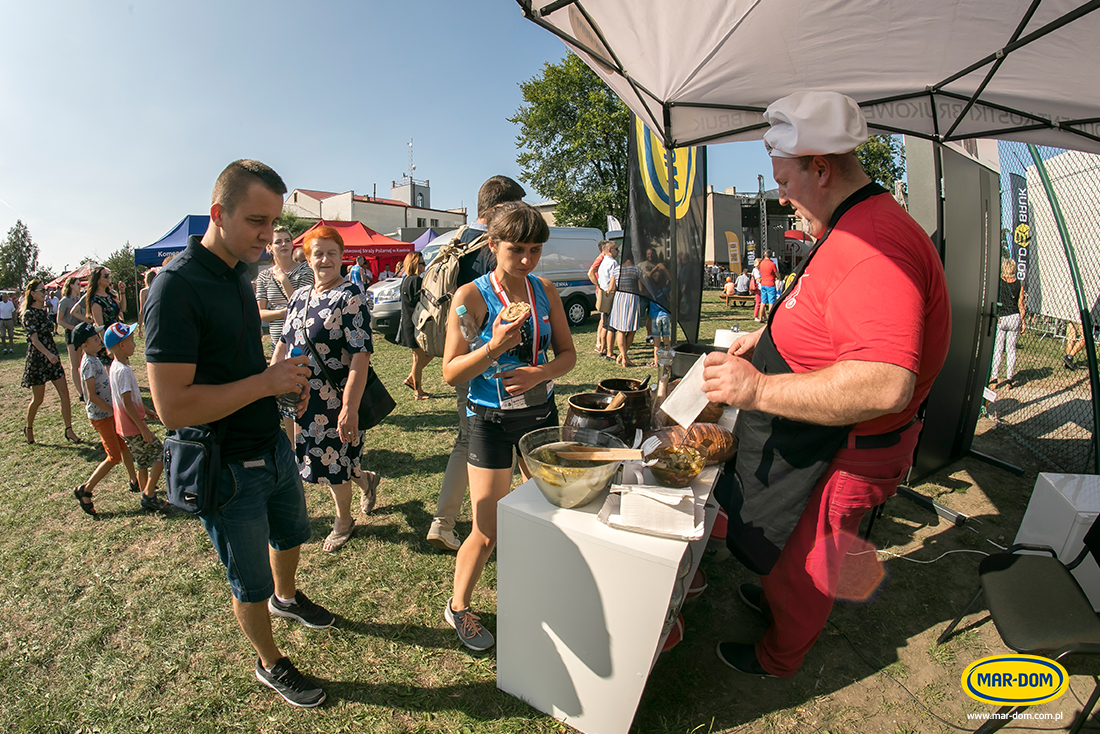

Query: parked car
[[364, 226, 606, 336]]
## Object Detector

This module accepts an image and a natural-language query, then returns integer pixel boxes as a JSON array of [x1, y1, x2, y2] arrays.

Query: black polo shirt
[[145, 236, 280, 462]]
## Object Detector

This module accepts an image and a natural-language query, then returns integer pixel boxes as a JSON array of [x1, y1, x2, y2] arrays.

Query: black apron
[[716, 183, 887, 575]]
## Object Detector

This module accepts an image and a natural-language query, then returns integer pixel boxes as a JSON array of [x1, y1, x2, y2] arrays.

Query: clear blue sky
[[0, 0, 775, 273]]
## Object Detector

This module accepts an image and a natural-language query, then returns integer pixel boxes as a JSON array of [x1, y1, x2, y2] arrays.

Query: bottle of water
[[277, 347, 305, 418], [455, 304, 485, 350], [455, 304, 497, 373]]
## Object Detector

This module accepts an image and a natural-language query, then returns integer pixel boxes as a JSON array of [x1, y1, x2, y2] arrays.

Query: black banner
[[624, 113, 708, 343], [1010, 172, 1031, 282]]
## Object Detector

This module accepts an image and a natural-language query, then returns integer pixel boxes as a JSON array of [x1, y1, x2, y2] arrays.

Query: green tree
[[102, 242, 137, 320], [510, 53, 629, 230], [856, 134, 906, 191], [0, 220, 40, 289], [277, 210, 312, 238]]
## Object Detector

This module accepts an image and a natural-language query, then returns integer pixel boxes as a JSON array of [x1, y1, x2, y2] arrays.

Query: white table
[[496, 465, 721, 734]]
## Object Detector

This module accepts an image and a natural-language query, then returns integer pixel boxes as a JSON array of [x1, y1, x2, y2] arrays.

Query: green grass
[[1, 294, 1043, 734], [0, 295, 760, 733]]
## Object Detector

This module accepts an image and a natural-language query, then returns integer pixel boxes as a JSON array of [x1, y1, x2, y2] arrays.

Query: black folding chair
[[937, 514, 1100, 733]]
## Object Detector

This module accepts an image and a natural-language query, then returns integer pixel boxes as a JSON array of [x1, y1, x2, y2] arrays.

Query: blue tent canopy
[[412, 228, 440, 252], [134, 215, 209, 266]]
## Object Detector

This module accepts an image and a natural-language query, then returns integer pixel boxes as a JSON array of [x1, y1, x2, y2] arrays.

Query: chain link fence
[[985, 142, 1100, 473]]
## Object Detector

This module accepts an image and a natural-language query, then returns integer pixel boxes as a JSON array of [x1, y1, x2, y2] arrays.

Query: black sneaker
[[268, 591, 335, 629], [738, 583, 764, 614], [255, 657, 326, 708], [1064, 354, 1075, 370], [716, 642, 778, 678], [140, 493, 172, 512]]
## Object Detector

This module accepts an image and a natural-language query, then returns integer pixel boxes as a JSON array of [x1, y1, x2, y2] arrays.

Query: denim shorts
[[200, 432, 312, 603], [653, 312, 671, 338]]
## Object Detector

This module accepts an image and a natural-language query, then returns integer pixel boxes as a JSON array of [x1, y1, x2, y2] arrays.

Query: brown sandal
[[73, 485, 96, 516], [23, 426, 34, 444]]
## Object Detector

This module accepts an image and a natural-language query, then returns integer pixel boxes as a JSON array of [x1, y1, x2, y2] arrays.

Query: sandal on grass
[[23, 426, 34, 445], [64, 426, 83, 443], [402, 377, 415, 391], [322, 519, 356, 553], [73, 485, 96, 516], [359, 471, 381, 514]]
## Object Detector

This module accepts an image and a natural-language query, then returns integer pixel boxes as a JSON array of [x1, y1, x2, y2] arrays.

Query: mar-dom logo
[[636, 117, 697, 220], [961, 655, 1067, 706]]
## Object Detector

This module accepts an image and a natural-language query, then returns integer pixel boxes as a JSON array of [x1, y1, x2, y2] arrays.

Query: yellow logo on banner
[[1014, 223, 1031, 248], [636, 117, 697, 219], [725, 231, 741, 267], [961, 655, 1067, 706]]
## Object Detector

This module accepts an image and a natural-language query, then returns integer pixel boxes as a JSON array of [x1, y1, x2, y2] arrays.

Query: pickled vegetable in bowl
[[519, 427, 628, 509], [647, 443, 708, 488]]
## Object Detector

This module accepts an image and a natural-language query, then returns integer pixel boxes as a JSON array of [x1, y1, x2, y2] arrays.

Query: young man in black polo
[[145, 160, 334, 708]]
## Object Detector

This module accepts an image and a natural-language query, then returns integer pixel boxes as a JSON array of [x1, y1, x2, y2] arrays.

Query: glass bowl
[[645, 441, 709, 488], [519, 426, 629, 509]]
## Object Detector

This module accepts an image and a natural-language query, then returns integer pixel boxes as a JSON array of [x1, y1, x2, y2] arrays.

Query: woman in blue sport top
[[440, 201, 577, 652]]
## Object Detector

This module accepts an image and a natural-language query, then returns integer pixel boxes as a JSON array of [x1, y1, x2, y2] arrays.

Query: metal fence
[[985, 142, 1100, 474]]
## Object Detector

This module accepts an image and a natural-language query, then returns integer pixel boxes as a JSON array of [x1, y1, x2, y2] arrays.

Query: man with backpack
[[423, 175, 526, 551]]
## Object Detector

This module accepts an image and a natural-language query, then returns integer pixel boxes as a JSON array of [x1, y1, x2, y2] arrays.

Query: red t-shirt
[[757, 257, 778, 287], [770, 193, 951, 436]]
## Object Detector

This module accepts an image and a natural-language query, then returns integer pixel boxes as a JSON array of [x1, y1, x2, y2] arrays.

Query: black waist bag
[[163, 423, 226, 516]]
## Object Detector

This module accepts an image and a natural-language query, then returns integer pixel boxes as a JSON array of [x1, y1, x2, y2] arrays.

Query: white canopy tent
[[517, 0, 1100, 154]]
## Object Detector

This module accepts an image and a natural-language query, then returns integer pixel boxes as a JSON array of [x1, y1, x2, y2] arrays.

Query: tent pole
[[1027, 144, 1100, 473], [665, 108, 679, 345]]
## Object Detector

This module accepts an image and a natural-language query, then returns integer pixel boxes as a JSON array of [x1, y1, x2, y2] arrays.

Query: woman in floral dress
[[81, 266, 124, 365], [21, 279, 79, 444], [272, 226, 380, 553]]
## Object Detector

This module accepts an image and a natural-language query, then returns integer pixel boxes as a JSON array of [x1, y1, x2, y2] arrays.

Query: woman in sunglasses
[[21, 279, 79, 444], [81, 266, 126, 365]]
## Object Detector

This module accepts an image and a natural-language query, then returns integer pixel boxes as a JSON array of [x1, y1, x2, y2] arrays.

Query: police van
[[365, 226, 605, 336]]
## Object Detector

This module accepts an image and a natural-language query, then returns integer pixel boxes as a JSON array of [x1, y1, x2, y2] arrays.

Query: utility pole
[[758, 174, 767, 258]]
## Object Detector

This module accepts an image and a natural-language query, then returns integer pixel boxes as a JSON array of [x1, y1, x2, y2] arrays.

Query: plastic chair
[[937, 514, 1100, 733]]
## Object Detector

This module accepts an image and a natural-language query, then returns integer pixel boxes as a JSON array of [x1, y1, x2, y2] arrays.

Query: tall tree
[[0, 220, 40, 289], [510, 53, 629, 230], [277, 210, 312, 238], [855, 134, 906, 191], [102, 242, 137, 319]]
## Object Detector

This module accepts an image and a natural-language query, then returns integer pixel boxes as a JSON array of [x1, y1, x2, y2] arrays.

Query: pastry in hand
[[501, 301, 531, 322]]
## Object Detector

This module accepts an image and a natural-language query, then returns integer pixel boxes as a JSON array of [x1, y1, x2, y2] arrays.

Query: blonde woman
[[990, 259, 1026, 389], [21, 279, 79, 443]]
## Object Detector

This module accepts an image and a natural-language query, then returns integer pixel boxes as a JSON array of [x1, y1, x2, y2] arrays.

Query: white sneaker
[[426, 525, 461, 551]]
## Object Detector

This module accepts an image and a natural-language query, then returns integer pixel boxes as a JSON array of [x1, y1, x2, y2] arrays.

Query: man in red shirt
[[756, 252, 779, 319], [702, 91, 951, 679]]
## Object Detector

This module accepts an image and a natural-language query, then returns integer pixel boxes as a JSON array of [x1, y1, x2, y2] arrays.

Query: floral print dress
[[21, 307, 65, 388], [281, 281, 373, 485]]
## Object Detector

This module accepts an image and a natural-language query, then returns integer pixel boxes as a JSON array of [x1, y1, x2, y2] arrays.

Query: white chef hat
[[763, 91, 868, 158]]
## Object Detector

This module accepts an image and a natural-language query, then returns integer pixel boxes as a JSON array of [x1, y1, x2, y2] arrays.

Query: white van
[[365, 226, 605, 335]]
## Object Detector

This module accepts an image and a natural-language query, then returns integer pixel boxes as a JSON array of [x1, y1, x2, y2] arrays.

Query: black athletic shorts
[[467, 401, 559, 470]]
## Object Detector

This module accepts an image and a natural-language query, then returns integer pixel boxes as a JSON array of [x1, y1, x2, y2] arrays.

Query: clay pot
[[564, 392, 625, 436], [596, 378, 653, 434]]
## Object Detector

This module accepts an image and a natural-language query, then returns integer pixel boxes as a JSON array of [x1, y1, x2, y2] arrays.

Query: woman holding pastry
[[440, 201, 577, 652]]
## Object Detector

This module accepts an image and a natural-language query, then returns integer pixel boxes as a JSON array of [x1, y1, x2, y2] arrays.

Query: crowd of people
[[9, 91, 1091, 712]]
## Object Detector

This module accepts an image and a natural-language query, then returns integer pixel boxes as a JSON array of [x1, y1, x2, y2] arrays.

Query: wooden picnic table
[[720, 292, 754, 308]]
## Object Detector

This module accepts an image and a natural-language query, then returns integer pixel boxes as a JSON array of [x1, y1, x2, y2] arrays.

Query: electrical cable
[[846, 548, 991, 564]]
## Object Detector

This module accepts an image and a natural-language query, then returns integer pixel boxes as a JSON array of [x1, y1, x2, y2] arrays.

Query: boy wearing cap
[[71, 322, 141, 516], [104, 322, 170, 512]]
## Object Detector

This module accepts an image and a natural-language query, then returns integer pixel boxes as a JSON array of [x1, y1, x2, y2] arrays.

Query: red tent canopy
[[46, 264, 95, 290], [293, 220, 413, 277]]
